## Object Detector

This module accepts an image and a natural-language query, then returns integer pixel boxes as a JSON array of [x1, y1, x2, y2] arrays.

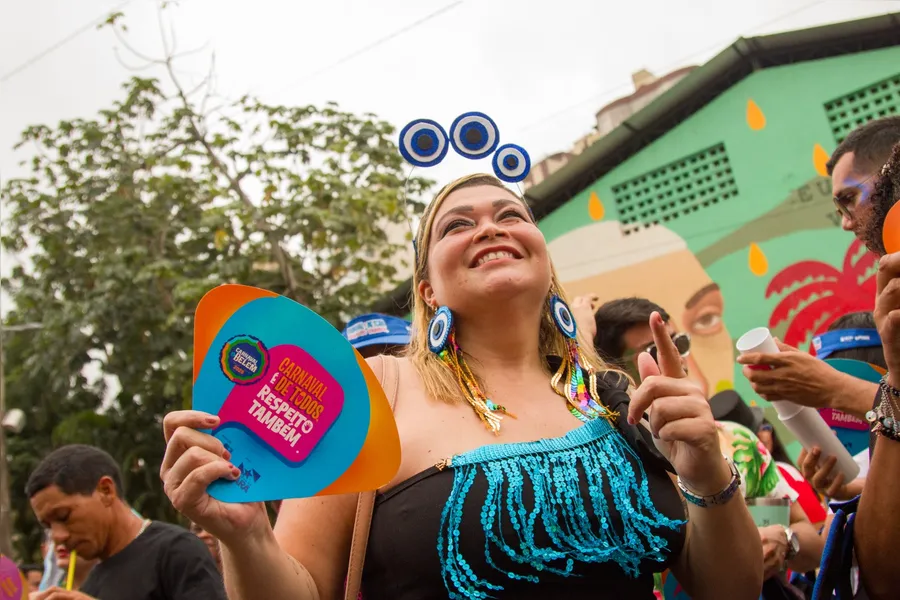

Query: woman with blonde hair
[[159, 173, 762, 599]]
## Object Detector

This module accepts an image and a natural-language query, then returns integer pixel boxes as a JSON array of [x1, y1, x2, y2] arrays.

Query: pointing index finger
[[649, 311, 685, 379]]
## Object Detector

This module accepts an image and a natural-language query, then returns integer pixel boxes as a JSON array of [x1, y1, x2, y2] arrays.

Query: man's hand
[[798, 447, 865, 500], [30, 587, 96, 600], [759, 525, 788, 580], [737, 339, 873, 417], [874, 252, 900, 389]]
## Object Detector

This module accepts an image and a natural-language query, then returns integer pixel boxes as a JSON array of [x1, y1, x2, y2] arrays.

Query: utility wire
[[1, 0, 135, 84], [270, 0, 464, 97], [510, 0, 828, 140]]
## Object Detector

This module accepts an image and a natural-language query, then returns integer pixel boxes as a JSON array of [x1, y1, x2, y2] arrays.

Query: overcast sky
[[2, 0, 899, 320]]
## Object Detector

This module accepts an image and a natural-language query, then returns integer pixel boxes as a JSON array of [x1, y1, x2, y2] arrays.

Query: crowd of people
[[9, 115, 900, 599]]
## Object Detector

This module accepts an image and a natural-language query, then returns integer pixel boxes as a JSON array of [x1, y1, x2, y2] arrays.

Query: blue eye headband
[[812, 328, 882, 359], [399, 111, 533, 259]]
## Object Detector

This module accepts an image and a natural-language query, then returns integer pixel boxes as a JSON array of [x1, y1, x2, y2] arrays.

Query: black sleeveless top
[[362, 370, 688, 599]]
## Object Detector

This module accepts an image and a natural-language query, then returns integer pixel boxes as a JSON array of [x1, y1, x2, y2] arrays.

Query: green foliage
[[1, 73, 429, 561]]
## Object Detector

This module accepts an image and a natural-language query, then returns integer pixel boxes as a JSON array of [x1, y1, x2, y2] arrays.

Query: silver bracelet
[[677, 456, 742, 508]]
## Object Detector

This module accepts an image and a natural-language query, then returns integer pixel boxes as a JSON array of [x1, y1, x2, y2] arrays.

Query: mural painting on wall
[[766, 238, 876, 351], [548, 220, 734, 399], [548, 167, 863, 404]]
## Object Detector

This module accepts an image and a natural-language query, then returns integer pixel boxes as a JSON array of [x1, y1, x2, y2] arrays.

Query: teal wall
[[542, 45, 900, 455], [542, 45, 900, 246]]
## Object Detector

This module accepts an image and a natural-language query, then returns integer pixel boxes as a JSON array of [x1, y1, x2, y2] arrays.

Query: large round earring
[[550, 295, 577, 339], [428, 306, 453, 354]]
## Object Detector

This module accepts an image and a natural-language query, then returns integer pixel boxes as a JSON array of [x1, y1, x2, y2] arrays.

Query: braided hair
[[866, 142, 900, 256]]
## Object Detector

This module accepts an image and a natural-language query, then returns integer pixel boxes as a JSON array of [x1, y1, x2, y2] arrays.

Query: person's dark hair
[[826, 116, 900, 176], [25, 444, 124, 499], [825, 311, 887, 370], [18, 563, 41, 574], [761, 420, 794, 466], [593, 298, 670, 368], [863, 141, 900, 256]]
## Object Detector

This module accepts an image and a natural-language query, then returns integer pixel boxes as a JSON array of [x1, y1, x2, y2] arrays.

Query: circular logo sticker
[[220, 335, 269, 385]]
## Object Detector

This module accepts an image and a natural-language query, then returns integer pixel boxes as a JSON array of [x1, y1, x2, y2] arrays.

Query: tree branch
[[162, 59, 306, 304]]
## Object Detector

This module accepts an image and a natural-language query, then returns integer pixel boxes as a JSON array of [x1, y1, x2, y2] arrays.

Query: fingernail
[[223, 450, 231, 461], [627, 416, 635, 425], [652, 431, 660, 439], [206, 416, 219, 426], [230, 466, 240, 479]]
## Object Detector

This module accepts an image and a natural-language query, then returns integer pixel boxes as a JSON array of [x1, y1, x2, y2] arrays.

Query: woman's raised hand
[[160, 410, 270, 544], [627, 312, 731, 496]]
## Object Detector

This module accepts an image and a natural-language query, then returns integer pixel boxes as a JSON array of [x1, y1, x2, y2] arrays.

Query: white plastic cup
[[736, 327, 860, 483]]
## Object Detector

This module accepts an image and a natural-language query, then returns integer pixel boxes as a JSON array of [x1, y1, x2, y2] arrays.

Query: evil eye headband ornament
[[399, 111, 534, 258], [399, 111, 532, 183], [399, 119, 449, 168]]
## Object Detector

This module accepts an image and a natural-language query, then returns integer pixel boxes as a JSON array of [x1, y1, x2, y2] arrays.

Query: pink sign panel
[[218, 344, 345, 464], [0, 556, 24, 600], [819, 407, 868, 432]]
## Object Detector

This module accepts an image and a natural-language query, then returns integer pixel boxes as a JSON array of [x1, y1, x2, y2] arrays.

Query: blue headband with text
[[812, 328, 882, 359]]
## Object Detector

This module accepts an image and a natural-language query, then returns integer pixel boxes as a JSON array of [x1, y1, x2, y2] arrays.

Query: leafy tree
[[1, 19, 428, 560]]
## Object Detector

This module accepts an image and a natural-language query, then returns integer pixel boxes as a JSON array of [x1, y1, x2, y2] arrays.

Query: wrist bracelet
[[677, 456, 742, 508], [866, 376, 900, 442]]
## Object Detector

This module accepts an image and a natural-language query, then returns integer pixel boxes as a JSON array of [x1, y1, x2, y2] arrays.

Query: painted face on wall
[[548, 221, 734, 398]]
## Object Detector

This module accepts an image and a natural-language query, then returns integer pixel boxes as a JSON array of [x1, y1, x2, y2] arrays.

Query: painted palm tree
[[766, 238, 877, 350]]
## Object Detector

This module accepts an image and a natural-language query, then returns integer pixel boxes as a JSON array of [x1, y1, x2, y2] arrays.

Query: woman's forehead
[[431, 185, 522, 221]]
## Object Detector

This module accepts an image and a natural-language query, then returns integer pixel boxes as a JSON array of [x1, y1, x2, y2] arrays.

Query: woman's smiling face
[[418, 184, 551, 314]]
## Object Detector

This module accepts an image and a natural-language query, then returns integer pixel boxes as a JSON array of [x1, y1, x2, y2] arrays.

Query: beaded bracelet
[[677, 456, 742, 508], [866, 375, 900, 442]]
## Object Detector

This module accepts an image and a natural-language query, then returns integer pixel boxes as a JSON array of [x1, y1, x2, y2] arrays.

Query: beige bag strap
[[344, 355, 401, 600]]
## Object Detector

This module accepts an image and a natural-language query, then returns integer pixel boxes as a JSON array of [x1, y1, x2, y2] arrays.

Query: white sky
[[2, 0, 899, 322]]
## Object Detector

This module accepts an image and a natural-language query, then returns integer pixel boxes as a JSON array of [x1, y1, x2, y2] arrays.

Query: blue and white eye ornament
[[398, 111, 531, 183], [398, 111, 534, 260]]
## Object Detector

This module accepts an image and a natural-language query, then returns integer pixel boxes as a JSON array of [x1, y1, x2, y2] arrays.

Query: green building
[[376, 13, 900, 449]]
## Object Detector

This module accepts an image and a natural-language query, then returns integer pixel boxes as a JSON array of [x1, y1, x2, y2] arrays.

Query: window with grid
[[610, 143, 739, 235], [824, 73, 900, 143]]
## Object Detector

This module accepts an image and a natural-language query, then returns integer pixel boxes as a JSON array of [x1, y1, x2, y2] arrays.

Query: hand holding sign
[[161, 410, 270, 546], [160, 285, 401, 540], [627, 312, 729, 496]]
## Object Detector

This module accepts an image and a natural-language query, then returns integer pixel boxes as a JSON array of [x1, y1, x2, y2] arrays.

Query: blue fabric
[[342, 313, 411, 349], [812, 496, 861, 600], [39, 540, 64, 591], [812, 330, 881, 360]]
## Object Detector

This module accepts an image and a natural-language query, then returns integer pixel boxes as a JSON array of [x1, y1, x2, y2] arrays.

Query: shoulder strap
[[344, 355, 401, 600]]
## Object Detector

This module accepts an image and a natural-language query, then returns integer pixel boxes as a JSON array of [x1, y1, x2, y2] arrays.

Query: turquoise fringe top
[[437, 416, 686, 599]]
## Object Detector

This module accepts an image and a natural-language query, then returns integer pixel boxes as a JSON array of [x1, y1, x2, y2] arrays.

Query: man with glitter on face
[[739, 117, 900, 599], [842, 132, 900, 599], [741, 117, 900, 438]]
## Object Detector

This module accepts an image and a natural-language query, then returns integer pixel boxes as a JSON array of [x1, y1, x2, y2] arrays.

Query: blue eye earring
[[428, 306, 453, 354]]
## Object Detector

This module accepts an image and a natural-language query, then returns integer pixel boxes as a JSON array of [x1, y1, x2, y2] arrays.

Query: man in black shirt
[[26, 444, 226, 600]]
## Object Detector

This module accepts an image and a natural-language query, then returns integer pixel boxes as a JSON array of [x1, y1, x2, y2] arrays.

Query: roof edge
[[373, 11, 900, 315]]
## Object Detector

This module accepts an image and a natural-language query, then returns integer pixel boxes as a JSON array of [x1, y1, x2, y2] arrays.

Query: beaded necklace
[[433, 325, 618, 434]]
